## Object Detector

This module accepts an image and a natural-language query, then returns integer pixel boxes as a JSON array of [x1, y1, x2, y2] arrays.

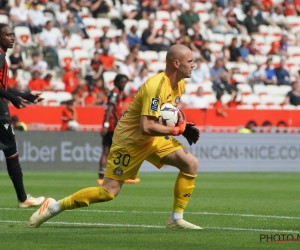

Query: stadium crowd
[[1, 0, 300, 110]]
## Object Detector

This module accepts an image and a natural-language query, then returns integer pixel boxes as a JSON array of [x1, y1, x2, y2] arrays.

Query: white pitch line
[[1, 220, 299, 233], [1, 207, 299, 220]]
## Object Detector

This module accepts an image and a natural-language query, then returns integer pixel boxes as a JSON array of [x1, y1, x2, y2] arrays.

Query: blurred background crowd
[[1, 0, 300, 111]]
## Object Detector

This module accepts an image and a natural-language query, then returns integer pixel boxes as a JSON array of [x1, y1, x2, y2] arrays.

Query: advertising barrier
[[0, 132, 299, 172]]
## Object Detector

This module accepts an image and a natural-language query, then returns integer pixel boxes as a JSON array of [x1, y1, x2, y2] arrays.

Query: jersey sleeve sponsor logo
[[175, 96, 181, 104], [150, 98, 159, 111]]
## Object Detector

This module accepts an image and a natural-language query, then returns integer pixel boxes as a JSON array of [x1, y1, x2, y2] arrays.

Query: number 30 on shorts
[[113, 152, 131, 167]]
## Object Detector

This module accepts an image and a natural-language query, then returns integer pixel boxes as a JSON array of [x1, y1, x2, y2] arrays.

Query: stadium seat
[[279, 85, 292, 95], [209, 43, 222, 53], [287, 46, 300, 57], [142, 51, 159, 63], [194, 2, 205, 13], [158, 51, 167, 62], [56, 92, 73, 104], [82, 17, 97, 30], [221, 94, 231, 105], [138, 19, 149, 32], [282, 105, 296, 110], [123, 19, 138, 32], [233, 74, 247, 84], [73, 50, 89, 65], [96, 18, 111, 29], [148, 62, 165, 73], [237, 83, 252, 95], [41, 91, 59, 106], [241, 94, 260, 106], [200, 82, 213, 95], [211, 33, 225, 45], [103, 71, 117, 89], [254, 55, 267, 65], [199, 12, 210, 23], [286, 16, 300, 27], [237, 63, 250, 76], [251, 34, 265, 46], [272, 95, 286, 105], [236, 105, 254, 109], [51, 27, 63, 38], [253, 84, 268, 96], [155, 11, 171, 22], [51, 80, 65, 91], [82, 39, 95, 53], [86, 29, 103, 40], [185, 83, 198, 94], [14, 26, 35, 47], [268, 104, 282, 110], [68, 37, 83, 51], [180, 94, 190, 104], [108, 8, 122, 19], [269, 25, 282, 37], [255, 104, 268, 109], [203, 94, 217, 104], [260, 45, 271, 55], [123, 81, 134, 96], [0, 14, 9, 24], [266, 85, 282, 96], [260, 95, 274, 105], [58, 49, 73, 67], [259, 25, 269, 36]]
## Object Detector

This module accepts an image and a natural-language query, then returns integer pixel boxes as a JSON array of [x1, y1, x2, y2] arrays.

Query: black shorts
[[0, 120, 16, 151], [102, 132, 114, 147]]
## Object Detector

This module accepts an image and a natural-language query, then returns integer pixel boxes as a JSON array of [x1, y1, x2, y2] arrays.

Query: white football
[[158, 103, 179, 127]]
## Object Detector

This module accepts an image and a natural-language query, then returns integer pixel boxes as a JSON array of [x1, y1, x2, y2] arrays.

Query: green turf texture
[[0, 171, 299, 250]]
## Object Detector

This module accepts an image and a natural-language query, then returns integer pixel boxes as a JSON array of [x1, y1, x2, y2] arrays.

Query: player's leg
[[0, 121, 45, 208], [161, 148, 201, 229]]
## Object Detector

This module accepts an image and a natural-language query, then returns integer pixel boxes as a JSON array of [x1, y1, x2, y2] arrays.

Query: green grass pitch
[[0, 171, 300, 250]]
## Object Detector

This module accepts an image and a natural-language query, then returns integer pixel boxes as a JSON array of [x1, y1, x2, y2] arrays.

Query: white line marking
[[1, 220, 299, 233], [1, 208, 299, 220]]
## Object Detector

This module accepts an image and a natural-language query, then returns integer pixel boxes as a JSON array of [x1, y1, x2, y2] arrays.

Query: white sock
[[170, 211, 183, 221], [48, 201, 62, 216]]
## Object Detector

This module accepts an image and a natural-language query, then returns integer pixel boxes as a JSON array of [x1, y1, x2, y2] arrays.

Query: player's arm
[[7, 88, 43, 104]]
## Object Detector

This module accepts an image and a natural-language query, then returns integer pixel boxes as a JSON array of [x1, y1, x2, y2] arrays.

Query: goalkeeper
[[27, 44, 202, 230]]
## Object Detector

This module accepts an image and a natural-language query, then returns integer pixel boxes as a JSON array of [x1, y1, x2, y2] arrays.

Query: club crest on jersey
[[175, 96, 180, 104], [150, 98, 159, 111], [114, 167, 123, 177]]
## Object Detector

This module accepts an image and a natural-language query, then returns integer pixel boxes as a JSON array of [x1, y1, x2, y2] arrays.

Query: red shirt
[[28, 79, 45, 91], [105, 87, 123, 132], [84, 94, 96, 105], [8, 78, 17, 88], [62, 71, 79, 93], [61, 107, 74, 131], [99, 54, 115, 70]]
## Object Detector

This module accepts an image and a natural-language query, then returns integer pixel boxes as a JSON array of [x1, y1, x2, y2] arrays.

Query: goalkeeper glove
[[171, 109, 186, 136], [182, 122, 200, 146]]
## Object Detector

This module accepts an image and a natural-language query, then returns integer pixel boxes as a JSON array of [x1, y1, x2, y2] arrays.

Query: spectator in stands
[[248, 38, 261, 55], [90, 51, 104, 80], [100, 26, 110, 43], [268, 34, 288, 57], [239, 39, 250, 62], [214, 92, 227, 117], [8, 69, 20, 89], [89, 39, 102, 59], [28, 1, 45, 34], [61, 100, 77, 131], [27, 52, 48, 79], [209, 7, 237, 35], [62, 65, 80, 93], [129, 44, 140, 70], [56, 2, 70, 28], [295, 0, 300, 15], [227, 90, 242, 108], [38, 21, 60, 70], [9, 0, 29, 27], [210, 58, 232, 95], [244, 5, 260, 35], [141, 20, 163, 52], [63, 12, 84, 37], [285, 81, 300, 106], [263, 58, 277, 85], [174, 22, 187, 44], [284, 1, 297, 16], [121, 0, 140, 20], [109, 31, 129, 61], [27, 70, 46, 92], [43, 73, 53, 91], [99, 46, 116, 71], [141, 0, 157, 20], [58, 29, 72, 49], [189, 21, 205, 51], [127, 25, 142, 48], [223, 0, 245, 28], [0, 0, 9, 15], [229, 37, 242, 62], [155, 24, 173, 51], [119, 54, 137, 81], [218, 46, 231, 63], [91, 0, 111, 18], [184, 86, 209, 109], [178, 2, 200, 29], [133, 66, 148, 91], [201, 40, 212, 63], [275, 59, 291, 86], [191, 57, 211, 84], [46, 0, 61, 13], [9, 43, 24, 70], [270, 6, 290, 30], [11, 115, 27, 131], [249, 63, 266, 85], [84, 85, 97, 106]]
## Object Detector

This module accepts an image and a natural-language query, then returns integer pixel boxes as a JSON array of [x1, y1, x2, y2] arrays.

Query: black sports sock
[[98, 170, 105, 179], [5, 151, 27, 202]]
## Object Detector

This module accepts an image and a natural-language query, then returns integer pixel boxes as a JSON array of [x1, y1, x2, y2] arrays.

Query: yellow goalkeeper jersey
[[113, 72, 185, 147]]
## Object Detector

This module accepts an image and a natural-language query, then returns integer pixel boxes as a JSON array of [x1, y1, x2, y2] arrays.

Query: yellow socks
[[59, 186, 115, 210], [173, 172, 196, 213]]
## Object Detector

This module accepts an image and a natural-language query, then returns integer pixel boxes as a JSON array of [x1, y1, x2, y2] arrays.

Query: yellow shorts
[[104, 136, 184, 181]]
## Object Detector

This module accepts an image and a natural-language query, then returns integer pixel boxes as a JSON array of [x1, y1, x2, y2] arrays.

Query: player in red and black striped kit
[[0, 23, 45, 207], [97, 74, 140, 184]]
